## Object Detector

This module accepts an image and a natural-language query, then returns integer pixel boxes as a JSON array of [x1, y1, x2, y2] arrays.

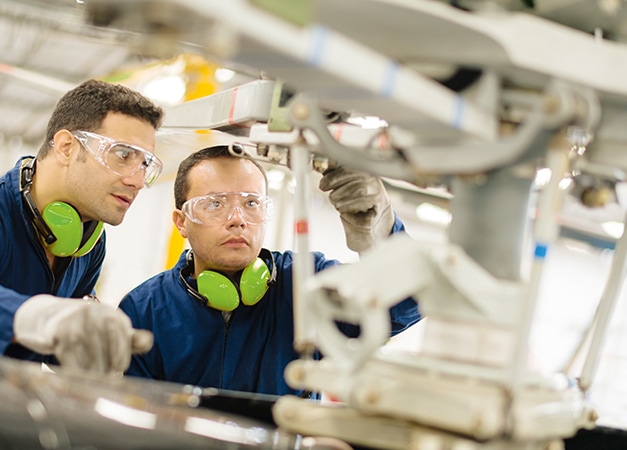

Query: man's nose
[[225, 205, 247, 225], [122, 167, 146, 189]]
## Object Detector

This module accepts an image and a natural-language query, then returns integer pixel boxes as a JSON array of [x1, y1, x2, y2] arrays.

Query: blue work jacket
[[120, 216, 420, 396], [0, 157, 106, 360]]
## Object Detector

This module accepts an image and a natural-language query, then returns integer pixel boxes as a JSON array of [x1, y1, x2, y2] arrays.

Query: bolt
[[291, 102, 310, 121], [580, 186, 612, 207]]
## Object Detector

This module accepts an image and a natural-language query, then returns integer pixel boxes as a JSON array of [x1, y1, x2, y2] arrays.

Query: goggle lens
[[182, 192, 272, 225], [73, 130, 163, 188]]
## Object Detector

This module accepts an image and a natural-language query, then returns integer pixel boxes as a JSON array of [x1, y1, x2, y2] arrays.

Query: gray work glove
[[14, 294, 153, 373], [319, 167, 395, 253]]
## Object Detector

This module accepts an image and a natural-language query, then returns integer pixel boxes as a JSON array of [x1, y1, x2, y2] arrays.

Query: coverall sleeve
[[0, 286, 30, 354], [0, 208, 31, 354], [118, 293, 160, 379]]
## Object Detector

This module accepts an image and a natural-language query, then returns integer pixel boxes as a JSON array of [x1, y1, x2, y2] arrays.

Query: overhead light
[[415, 202, 451, 226], [266, 168, 286, 191], [141, 75, 187, 106], [214, 68, 235, 84]]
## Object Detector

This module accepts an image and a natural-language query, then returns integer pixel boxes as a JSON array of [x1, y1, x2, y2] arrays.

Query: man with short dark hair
[[1, 79, 164, 373], [120, 145, 420, 395]]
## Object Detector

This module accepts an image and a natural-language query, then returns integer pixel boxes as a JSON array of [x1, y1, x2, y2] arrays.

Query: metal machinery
[[0, 356, 355, 450], [33, 0, 627, 448]]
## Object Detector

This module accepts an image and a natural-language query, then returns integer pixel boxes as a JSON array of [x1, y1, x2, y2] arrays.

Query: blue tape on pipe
[[534, 243, 548, 259], [308, 25, 328, 67], [381, 62, 398, 98]]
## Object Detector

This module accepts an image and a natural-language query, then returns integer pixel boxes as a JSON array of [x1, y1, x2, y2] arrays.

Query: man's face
[[65, 111, 157, 226], [174, 157, 267, 275]]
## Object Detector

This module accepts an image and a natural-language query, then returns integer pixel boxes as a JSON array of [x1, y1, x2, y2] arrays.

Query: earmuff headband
[[20, 159, 57, 245]]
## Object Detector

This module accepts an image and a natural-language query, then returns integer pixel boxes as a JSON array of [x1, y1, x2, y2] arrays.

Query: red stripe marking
[[295, 220, 309, 234], [333, 123, 344, 140], [228, 86, 238, 125]]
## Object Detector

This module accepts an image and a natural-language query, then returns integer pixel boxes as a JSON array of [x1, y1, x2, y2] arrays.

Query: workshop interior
[[3, 0, 627, 448]]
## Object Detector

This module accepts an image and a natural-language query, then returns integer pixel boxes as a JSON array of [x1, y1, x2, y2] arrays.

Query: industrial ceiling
[[0, 0, 623, 245], [0, 0, 150, 152]]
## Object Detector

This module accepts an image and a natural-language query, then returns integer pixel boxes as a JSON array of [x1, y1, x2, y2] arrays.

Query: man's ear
[[51, 129, 75, 163], [172, 209, 188, 238]]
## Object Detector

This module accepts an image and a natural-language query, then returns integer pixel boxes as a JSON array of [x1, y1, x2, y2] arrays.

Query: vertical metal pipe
[[291, 142, 316, 355], [510, 147, 569, 392], [579, 210, 627, 391]]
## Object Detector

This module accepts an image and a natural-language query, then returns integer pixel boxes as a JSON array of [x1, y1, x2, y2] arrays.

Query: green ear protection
[[20, 158, 104, 258], [181, 249, 276, 312], [41, 202, 104, 257]]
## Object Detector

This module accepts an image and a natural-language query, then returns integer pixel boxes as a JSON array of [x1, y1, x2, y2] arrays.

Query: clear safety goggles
[[72, 130, 163, 188], [181, 192, 273, 225]]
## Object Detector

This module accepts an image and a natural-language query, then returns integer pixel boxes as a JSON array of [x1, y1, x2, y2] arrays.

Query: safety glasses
[[182, 192, 273, 225], [72, 130, 163, 188]]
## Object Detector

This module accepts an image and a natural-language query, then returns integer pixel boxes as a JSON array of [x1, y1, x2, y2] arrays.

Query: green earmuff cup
[[197, 271, 241, 312], [240, 258, 271, 306], [42, 202, 83, 257], [196, 257, 271, 312], [41, 202, 103, 257]]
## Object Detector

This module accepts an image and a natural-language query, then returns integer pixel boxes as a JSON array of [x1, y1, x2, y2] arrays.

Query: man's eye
[[112, 146, 135, 161], [204, 199, 224, 210]]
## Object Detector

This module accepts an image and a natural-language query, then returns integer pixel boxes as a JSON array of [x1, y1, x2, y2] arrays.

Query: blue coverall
[[0, 157, 106, 361], [120, 217, 420, 396]]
